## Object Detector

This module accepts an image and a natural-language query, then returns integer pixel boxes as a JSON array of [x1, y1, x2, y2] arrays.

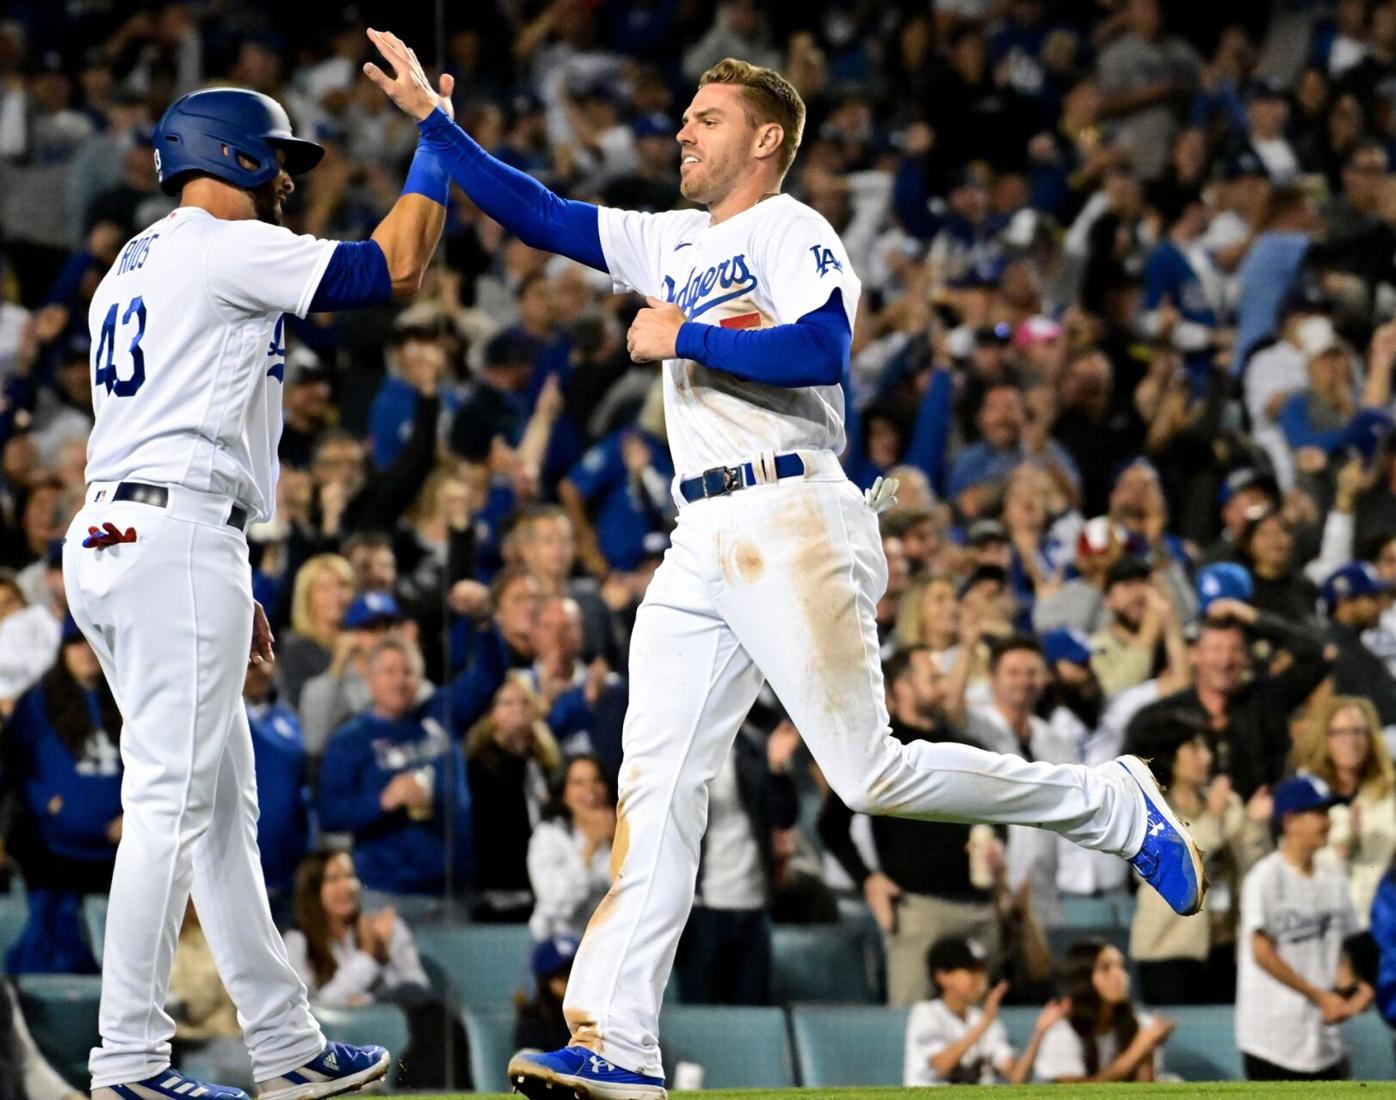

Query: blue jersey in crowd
[[7, 682, 122, 863], [247, 698, 312, 894], [317, 709, 475, 896], [1142, 239, 1218, 381], [565, 429, 673, 571]]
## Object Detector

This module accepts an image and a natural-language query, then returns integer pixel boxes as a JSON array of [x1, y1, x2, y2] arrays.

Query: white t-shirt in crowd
[[596, 194, 861, 478], [1032, 1011, 1161, 1082], [903, 998, 1014, 1087], [1236, 850, 1357, 1073]]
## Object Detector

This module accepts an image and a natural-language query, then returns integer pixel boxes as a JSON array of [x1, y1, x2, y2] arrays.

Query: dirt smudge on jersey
[[721, 538, 765, 585], [778, 491, 868, 726]]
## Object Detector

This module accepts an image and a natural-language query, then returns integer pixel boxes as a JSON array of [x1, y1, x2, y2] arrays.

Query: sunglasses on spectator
[[1328, 725, 1371, 738]]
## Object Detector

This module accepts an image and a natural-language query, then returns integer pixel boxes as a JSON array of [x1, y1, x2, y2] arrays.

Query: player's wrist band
[[404, 142, 450, 206]]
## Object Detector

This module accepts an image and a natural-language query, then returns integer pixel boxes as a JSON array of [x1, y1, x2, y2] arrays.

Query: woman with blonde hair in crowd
[[1299, 694, 1396, 932], [278, 553, 355, 708], [466, 675, 563, 921]]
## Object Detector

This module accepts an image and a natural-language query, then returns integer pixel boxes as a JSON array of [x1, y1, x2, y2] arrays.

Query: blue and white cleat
[[1118, 754, 1207, 916], [508, 1045, 667, 1100], [92, 1069, 251, 1100], [257, 1041, 390, 1100]]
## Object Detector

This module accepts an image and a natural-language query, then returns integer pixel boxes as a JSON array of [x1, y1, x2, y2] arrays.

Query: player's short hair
[[698, 58, 805, 179]]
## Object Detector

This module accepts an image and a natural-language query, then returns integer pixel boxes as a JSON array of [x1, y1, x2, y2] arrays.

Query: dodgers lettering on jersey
[[84, 209, 336, 522], [596, 194, 861, 477]]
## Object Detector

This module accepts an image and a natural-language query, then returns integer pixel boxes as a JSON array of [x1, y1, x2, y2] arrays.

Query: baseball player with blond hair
[[66, 33, 455, 1100], [368, 28, 1207, 1100]]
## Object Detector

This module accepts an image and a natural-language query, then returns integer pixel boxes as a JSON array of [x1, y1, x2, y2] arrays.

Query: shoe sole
[[507, 1055, 668, 1100], [1118, 754, 1209, 917], [258, 1051, 390, 1100]]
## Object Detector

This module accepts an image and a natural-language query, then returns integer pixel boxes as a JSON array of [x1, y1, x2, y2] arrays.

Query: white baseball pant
[[562, 451, 1147, 1078], [64, 482, 324, 1088]]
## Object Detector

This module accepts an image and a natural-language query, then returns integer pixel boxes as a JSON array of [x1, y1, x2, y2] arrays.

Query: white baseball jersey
[[1236, 850, 1357, 1072], [84, 208, 336, 522], [904, 999, 1014, 1086], [596, 194, 861, 477]]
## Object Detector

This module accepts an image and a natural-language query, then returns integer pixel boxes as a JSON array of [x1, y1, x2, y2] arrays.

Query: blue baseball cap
[[1332, 407, 1394, 462], [1322, 561, 1392, 613], [1197, 562, 1254, 612], [1042, 627, 1093, 667], [1272, 775, 1340, 824], [531, 933, 580, 979], [1218, 467, 1279, 507], [631, 112, 674, 140], [60, 611, 84, 646], [343, 591, 403, 629]]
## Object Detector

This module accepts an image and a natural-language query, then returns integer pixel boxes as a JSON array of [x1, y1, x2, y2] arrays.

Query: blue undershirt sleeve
[[308, 240, 393, 312], [417, 108, 607, 272], [904, 365, 954, 495], [672, 288, 851, 388]]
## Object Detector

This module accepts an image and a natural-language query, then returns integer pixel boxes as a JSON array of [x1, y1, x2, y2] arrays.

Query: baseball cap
[[1042, 627, 1093, 667], [1322, 561, 1392, 613], [1279, 284, 1335, 320], [284, 347, 329, 387], [485, 330, 537, 369], [1104, 555, 1152, 590], [1246, 77, 1289, 103], [60, 611, 84, 646], [630, 113, 674, 140], [1197, 562, 1254, 611], [928, 936, 987, 974], [1333, 407, 1394, 462], [1217, 467, 1279, 507], [967, 519, 1009, 547], [957, 564, 1008, 599], [1271, 775, 1340, 824], [531, 933, 580, 979], [343, 591, 403, 629]]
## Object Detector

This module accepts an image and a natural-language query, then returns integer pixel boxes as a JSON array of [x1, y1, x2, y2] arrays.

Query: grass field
[[413, 1085, 1396, 1100]]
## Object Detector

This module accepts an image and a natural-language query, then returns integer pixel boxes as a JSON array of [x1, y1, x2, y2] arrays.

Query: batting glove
[[863, 476, 900, 515]]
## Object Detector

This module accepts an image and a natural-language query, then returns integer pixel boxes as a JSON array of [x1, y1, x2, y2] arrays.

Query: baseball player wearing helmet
[[367, 27, 1207, 1100], [67, 36, 452, 1100]]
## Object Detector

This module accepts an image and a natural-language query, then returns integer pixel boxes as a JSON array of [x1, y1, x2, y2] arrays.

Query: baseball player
[[65, 35, 453, 1100], [367, 29, 1207, 1100]]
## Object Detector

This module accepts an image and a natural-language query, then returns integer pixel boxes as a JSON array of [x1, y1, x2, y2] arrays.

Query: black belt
[[678, 453, 805, 503], [112, 482, 248, 532]]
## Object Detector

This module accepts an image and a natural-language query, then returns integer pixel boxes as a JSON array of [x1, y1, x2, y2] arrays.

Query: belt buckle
[[700, 466, 740, 498]]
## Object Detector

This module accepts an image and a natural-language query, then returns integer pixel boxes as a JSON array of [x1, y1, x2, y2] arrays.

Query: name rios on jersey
[[663, 253, 758, 319]]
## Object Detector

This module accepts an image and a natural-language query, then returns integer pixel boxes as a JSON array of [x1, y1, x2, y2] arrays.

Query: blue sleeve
[[904, 366, 954, 495], [1141, 247, 1177, 310], [417, 109, 607, 272], [309, 241, 393, 312], [567, 436, 623, 502], [1372, 876, 1396, 1025], [674, 288, 850, 388], [1279, 394, 1343, 451], [316, 733, 390, 834]]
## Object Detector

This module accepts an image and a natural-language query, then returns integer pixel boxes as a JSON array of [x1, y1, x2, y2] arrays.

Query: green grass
[[413, 1085, 1396, 1100]]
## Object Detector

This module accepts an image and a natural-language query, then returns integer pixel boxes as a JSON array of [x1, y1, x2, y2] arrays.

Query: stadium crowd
[[9, 0, 1396, 1090]]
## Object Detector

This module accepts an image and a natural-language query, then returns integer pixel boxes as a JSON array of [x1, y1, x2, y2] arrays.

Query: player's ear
[[753, 121, 783, 161]]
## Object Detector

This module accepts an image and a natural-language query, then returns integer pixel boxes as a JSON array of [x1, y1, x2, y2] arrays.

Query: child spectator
[[527, 754, 615, 941], [1033, 939, 1173, 1082], [903, 936, 1066, 1086], [1236, 775, 1374, 1081], [515, 933, 579, 1053]]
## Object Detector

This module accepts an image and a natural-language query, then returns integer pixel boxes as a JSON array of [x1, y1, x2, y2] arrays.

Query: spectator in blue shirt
[[1140, 187, 1225, 384], [317, 637, 475, 912], [3, 614, 121, 973], [369, 326, 460, 471], [946, 382, 1081, 520], [243, 660, 311, 923], [1233, 184, 1317, 373], [560, 426, 675, 573]]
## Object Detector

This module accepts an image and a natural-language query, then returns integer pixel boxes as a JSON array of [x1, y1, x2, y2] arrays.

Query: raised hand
[[363, 27, 455, 123]]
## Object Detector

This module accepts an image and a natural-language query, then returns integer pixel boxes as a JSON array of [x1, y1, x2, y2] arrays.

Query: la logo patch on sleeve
[[810, 245, 843, 276]]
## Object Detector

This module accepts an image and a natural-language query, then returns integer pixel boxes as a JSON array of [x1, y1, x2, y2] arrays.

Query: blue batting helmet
[[152, 88, 324, 196]]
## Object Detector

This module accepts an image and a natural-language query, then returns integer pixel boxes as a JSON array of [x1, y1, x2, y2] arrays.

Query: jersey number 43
[[94, 296, 147, 397]]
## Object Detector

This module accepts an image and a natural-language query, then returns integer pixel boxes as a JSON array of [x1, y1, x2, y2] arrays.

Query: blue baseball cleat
[[257, 1041, 390, 1099], [508, 1045, 667, 1100], [1118, 754, 1207, 916], [92, 1069, 251, 1100]]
